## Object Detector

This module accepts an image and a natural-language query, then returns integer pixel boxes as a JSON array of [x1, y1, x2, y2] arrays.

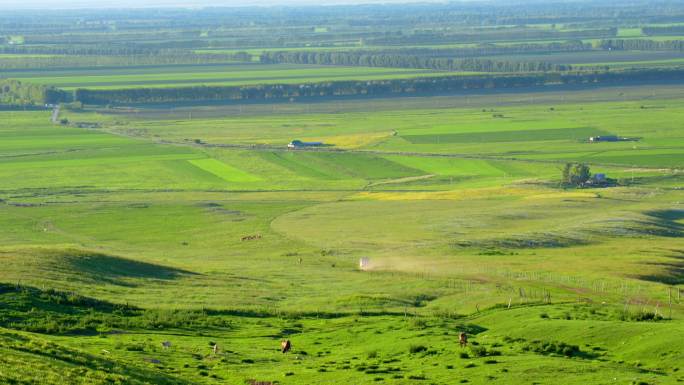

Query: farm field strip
[[92, 90, 684, 172], [187, 158, 261, 182], [574, 57, 684, 68], [10, 64, 463, 90]]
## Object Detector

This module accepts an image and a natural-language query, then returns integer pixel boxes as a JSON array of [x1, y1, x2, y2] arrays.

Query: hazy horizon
[[0, 0, 455, 10]]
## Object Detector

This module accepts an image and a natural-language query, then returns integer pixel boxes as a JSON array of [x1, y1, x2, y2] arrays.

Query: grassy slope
[[0, 285, 682, 385]]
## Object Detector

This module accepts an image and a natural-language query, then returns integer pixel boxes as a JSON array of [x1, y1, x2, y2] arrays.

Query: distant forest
[[3, 1, 684, 106], [259, 52, 573, 73], [73, 68, 684, 105]]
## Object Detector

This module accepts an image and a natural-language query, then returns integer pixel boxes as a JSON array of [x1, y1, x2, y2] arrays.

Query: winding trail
[[50, 105, 60, 124]]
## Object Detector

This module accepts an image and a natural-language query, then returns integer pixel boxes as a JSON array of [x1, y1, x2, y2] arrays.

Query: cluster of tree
[[0, 53, 252, 71], [260, 51, 572, 72], [72, 67, 684, 106], [0, 79, 69, 106], [598, 39, 684, 51], [561, 163, 591, 187], [643, 26, 684, 36]]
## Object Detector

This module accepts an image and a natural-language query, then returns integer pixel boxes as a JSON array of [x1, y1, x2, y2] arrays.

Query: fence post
[[669, 287, 672, 320]]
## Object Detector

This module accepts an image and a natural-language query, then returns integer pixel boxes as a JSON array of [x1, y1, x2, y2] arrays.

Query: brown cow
[[281, 339, 291, 353], [459, 332, 468, 347]]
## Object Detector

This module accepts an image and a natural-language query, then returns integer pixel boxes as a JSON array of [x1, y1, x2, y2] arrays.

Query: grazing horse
[[281, 339, 291, 353], [161, 341, 172, 350], [459, 332, 468, 347]]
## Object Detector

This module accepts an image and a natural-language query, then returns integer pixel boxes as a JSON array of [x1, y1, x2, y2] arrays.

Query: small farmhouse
[[593, 173, 606, 183], [288, 140, 324, 149], [589, 135, 619, 142], [584, 172, 611, 187]]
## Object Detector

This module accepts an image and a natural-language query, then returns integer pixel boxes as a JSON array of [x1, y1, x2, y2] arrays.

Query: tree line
[[260, 51, 572, 72], [598, 39, 684, 51], [0, 45, 158, 56], [0, 53, 252, 71], [71, 68, 684, 106], [0, 43, 253, 60]]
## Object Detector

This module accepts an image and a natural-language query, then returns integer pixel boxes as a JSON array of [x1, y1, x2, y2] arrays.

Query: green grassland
[[0, 84, 682, 384], [1, 286, 682, 385]]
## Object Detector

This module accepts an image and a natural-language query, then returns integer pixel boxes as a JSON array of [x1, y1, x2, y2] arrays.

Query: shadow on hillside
[[454, 233, 590, 250], [637, 249, 684, 285], [54, 250, 197, 287], [633, 210, 683, 285], [642, 209, 684, 237], [0, 329, 192, 384]]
